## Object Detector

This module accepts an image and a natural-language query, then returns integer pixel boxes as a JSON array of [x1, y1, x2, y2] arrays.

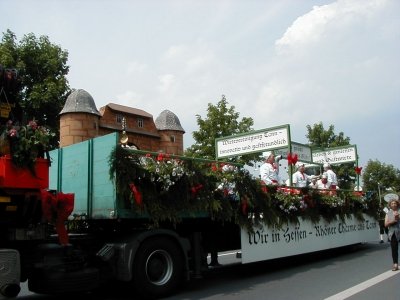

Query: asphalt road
[[15, 240, 398, 300]]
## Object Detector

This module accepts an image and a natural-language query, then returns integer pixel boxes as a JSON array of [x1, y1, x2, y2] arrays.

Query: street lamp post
[[377, 182, 382, 206]]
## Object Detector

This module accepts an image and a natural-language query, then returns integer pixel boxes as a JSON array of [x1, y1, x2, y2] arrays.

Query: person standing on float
[[323, 162, 338, 189], [260, 151, 280, 185], [292, 163, 310, 188]]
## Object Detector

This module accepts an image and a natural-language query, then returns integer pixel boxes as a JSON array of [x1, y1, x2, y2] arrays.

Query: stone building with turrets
[[59, 89, 185, 154]]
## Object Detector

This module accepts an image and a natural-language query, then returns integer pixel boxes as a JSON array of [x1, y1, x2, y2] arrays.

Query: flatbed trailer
[[0, 132, 378, 299]]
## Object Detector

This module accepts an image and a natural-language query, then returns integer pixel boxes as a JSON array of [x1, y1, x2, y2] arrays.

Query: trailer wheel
[[133, 237, 184, 299]]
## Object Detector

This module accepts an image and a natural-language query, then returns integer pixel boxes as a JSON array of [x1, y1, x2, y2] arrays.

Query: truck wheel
[[133, 237, 184, 299]]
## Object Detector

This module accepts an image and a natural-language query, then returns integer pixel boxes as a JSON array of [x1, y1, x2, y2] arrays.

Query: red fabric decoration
[[55, 193, 74, 245], [355, 166, 362, 175], [40, 190, 74, 245], [287, 153, 298, 165], [129, 183, 143, 206], [223, 188, 229, 197], [41, 190, 56, 222], [260, 181, 268, 194], [241, 196, 248, 215], [191, 184, 204, 198]]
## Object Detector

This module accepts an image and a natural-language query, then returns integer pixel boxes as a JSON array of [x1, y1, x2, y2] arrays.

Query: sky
[[1, 0, 399, 170]]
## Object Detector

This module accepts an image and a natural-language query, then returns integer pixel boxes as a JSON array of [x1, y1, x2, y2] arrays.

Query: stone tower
[[154, 110, 185, 155], [59, 89, 101, 147]]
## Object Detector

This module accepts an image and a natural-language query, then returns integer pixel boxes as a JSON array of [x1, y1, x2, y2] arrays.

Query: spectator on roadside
[[323, 163, 338, 189], [384, 198, 400, 271], [379, 203, 390, 243]]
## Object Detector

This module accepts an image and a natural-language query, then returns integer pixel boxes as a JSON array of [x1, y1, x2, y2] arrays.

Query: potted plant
[[0, 120, 54, 172]]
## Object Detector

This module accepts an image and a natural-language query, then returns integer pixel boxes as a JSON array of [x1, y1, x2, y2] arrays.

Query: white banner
[[215, 125, 290, 159], [240, 215, 377, 264], [312, 145, 357, 165]]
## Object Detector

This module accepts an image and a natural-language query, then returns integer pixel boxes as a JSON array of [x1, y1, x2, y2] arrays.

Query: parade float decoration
[[0, 119, 54, 188], [109, 124, 379, 230]]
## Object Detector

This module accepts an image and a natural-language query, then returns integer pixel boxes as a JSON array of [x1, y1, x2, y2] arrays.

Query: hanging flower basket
[[0, 120, 54, 173]]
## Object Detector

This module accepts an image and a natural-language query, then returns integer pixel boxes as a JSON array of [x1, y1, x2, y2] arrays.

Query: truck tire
[[132, 237, 184, 299]]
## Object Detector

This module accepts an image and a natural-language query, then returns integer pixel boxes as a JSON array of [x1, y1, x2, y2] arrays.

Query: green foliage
[[306, 122, 350, 149], [305, 122, 355, 189], [109, 146, 379, 229], [362, 159, 400, 193], [0, 29, 70, 148], [185, 95, 257, 165]]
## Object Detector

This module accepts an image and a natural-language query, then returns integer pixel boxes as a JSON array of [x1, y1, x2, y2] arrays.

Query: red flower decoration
[[287, 153, 298, 165], [28, 120, 38, 130], [354, 166, 362, 175]]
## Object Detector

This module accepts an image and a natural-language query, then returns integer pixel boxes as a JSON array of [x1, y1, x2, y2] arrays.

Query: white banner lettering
[[240, 215, 377, 264], [215, 125, 290, 159], [312, 145, 357, 165]]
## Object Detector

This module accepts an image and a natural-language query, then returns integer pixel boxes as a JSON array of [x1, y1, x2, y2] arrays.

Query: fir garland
[[109, 146, 379, 229]]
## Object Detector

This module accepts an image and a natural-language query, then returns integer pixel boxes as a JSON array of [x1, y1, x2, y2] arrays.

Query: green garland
[[109, 146, 379, 229]]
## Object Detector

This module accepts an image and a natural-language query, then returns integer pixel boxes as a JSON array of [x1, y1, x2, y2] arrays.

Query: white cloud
[[126, 61, 148, 75], [116, 90, 143, 106], [275, 0, 388, 54], [157, 74, 177, 93], [2, 0, 399, 168], [163, 45, 188, 60]]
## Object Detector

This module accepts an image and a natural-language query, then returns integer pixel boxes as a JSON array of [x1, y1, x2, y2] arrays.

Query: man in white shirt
[[323, 163, 338, 189], [308, 175, 318, 189], [292, 163, 310, 188], [259, 151, 280, 185], [316, 174, 329, 189]]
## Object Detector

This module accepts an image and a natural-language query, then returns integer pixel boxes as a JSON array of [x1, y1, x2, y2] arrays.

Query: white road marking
[[324, 270, 399, 299]]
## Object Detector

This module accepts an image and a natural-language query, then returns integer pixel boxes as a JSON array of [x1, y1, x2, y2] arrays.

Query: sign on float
[[215, 124, 290, 159]]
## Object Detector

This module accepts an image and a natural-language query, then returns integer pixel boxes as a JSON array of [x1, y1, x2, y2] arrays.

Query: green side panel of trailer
[[49, 133, 119, 219]]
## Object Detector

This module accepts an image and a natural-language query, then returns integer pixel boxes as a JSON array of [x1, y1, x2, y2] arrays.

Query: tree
[[362, 160, 400, 194], [305, 122, 354, 189], [185, 95, 255, 164], [0, 29, 70, 147], [306, 122, 350, 149]]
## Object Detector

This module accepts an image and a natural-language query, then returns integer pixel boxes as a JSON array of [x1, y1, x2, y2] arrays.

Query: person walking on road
[[384, 198, 400, 271]]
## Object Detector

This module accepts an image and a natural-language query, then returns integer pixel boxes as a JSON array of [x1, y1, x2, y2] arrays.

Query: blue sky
[[1, 0, 399, 170]]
